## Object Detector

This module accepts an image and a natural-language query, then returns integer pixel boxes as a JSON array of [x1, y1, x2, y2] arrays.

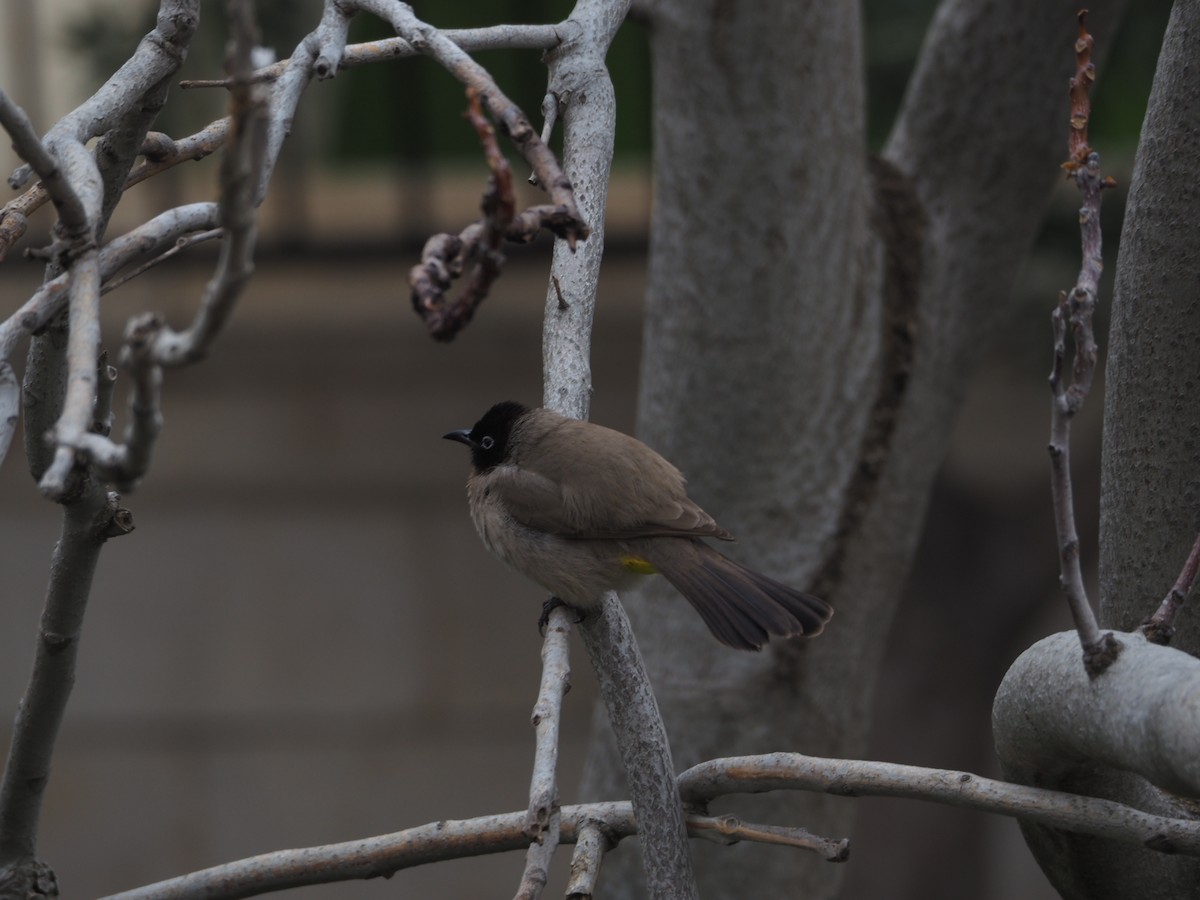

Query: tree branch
[[535, 1, 700, 897], [0, 203, 220, 365], [1047, 10, 1119, 676], [526, 606, 572, 840], [565, 820, 612, 900], [0, 362, 16, 470], [343, 0, 587, 247], [1143, 532, 1200, 645], [0, 490, 134, 887], [7, 0, 201, 191], [179, 24, 564, 89], [100, 745, 1200, 898]]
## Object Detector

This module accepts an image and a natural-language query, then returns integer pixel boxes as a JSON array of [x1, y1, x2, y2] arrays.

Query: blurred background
[[0, 1, 1175, 896]]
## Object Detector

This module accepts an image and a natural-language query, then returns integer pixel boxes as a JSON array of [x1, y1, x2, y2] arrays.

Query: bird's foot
[[538, 596, 583, 634]]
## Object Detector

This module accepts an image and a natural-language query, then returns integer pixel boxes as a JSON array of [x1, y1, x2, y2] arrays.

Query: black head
[[443, 401, 529, 472]]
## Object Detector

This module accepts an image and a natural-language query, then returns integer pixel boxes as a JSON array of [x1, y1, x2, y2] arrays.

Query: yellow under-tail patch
[[620, 555, 658, 575]]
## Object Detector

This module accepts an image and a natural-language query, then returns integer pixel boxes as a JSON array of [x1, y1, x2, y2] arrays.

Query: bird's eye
[[480, 435, 495, 450]]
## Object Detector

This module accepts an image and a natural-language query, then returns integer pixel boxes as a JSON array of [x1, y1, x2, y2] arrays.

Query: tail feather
[[641, 539, 832, 651]]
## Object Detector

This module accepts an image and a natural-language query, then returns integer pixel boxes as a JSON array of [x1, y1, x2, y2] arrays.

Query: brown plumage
[[444, 402, 832, 651]]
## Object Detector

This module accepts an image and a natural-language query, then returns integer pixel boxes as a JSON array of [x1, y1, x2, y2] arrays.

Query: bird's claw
[[538, 596, 583, 634]]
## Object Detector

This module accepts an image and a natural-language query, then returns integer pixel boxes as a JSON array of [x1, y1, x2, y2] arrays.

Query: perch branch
[[100, 799, 838, 900], [533, 1, 702, 897], [513, 604, 572, 900], [526, 605, 572, 839], [101, 748, 1200, 899], [1046, 9, 1118, 675]]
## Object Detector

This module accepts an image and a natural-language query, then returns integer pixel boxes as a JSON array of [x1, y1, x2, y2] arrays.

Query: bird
[[443, 401, 832, 651]]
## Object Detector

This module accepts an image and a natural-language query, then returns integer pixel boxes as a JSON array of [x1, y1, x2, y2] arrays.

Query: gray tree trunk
[[992, 3, 1200, 898], [581, 1, 1126, 897], [1100, 0, 1200, 645]]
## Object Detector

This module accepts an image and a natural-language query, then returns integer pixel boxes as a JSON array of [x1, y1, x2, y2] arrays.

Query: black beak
[[443, 428, 474, 447]]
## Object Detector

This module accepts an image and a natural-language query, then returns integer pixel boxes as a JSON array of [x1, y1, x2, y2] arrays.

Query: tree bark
[[1100, 0, 1200, 649], [991, 3, 1200, 898], [582, 1, 1126, 897]]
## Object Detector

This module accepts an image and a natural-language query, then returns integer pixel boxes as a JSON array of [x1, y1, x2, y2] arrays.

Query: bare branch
[[8, 0, 201, 190], [513, 808, 558, 900], [411, 90, 530, 341], [526, 605, 572, 839], [686, 815, 849, 861], [532, 0, 700, 896], [37, 244, 102, 499], [179, 24, 564, 89], [0, 491, 134, 887], [0, 93, 91, 239], [74, 314, 165, 491], [1046, 10, 1119, 675], [0, 203, 220, 364], [101, 745, 1200, 899], [0, 363, 17, 468], [0, 121, 226, 262], [565, 820, 611, 900], [677, 750, 1200, 855], [313, 0, 353, 80], [576, 595, 697, 900], [141, 22, 271, 366], [1143, 533, 1200, 644], [346, 0, 587, 247]]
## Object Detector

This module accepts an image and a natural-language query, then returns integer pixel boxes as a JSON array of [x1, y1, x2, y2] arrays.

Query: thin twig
[[686, 814, 849, 861], [0, 203, 220, 363], [101, 228, 224, 297], [179, 24, 563, 89], [675, 752, 1200, 854], [565, 820, 611, 900], [143, 22, 271, 366], [0, 122, 227, 262], [348, 0, 587, 247], [411, 90, 518, 340], [1046, 9, 1118, 676], [1142, 532, 1200, 644]]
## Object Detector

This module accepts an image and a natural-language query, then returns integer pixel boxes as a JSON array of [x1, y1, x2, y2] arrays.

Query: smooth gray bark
[[990, 3, 1200, 898], [582, 1, 1126, 897], [1100, 0, 1200, 647]]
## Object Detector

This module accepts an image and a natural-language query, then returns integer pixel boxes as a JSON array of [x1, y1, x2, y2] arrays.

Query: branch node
[[1082, 631, 1122, 677]]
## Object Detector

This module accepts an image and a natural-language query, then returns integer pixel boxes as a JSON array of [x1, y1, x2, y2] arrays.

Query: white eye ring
[[480, 435, 495, 450]]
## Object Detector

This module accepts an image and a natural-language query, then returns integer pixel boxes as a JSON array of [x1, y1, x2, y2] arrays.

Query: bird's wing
[[490, 419, 734, 541]]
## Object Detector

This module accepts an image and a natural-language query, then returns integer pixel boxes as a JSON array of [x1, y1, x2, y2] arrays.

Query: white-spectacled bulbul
[[444, 401, 832, 651]]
